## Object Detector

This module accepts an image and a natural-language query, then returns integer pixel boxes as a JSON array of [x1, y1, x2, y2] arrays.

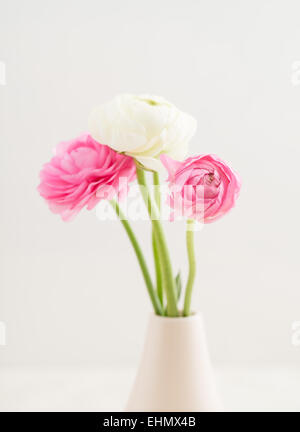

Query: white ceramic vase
[[126, 312, 223, 412]]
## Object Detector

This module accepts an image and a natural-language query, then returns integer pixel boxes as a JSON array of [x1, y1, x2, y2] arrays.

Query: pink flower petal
[[38, 133, 136, 221]]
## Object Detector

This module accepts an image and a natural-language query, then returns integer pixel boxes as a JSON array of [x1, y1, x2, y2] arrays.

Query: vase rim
[[152, 311, 202, 321]]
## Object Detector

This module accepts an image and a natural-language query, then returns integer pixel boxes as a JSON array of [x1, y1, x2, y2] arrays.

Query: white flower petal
[[88, 94, 197, 171], [134, 155, 164, 172]]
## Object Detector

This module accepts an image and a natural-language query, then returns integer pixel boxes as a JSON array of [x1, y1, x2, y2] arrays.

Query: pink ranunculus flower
[[38, 133, 136, 221], [161, 154, 241, 223]]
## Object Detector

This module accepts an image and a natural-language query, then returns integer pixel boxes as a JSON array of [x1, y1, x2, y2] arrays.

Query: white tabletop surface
[[0, 366, 299, 412]]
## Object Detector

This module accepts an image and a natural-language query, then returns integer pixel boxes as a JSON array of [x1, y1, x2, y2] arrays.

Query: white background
[[1, 0, 300, 409]]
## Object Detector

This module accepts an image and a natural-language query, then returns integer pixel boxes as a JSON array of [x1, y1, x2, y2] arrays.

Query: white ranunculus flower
[[88, 94, 197, 171]]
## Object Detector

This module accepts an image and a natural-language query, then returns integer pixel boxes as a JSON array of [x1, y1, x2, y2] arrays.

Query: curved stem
[[152, 172, 163, 306], [110, 200, 163, 316], [136, 166, 178, 317], [183, 219, 196, 316]]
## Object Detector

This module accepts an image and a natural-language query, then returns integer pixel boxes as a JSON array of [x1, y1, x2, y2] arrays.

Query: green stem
[[136, 166, 178, 317], [152, 232, 163, 306], [152, 172, 163, 306], [153, 171, 161, 211], [183, 219, 196, 316], [110, 200, 163, 316]]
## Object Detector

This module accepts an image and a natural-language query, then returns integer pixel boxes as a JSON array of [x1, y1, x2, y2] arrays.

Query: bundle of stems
[[110, 165, 196, 317]]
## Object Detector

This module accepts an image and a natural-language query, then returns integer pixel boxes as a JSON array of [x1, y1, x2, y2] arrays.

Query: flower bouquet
[[38, 94, 241, 411]]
